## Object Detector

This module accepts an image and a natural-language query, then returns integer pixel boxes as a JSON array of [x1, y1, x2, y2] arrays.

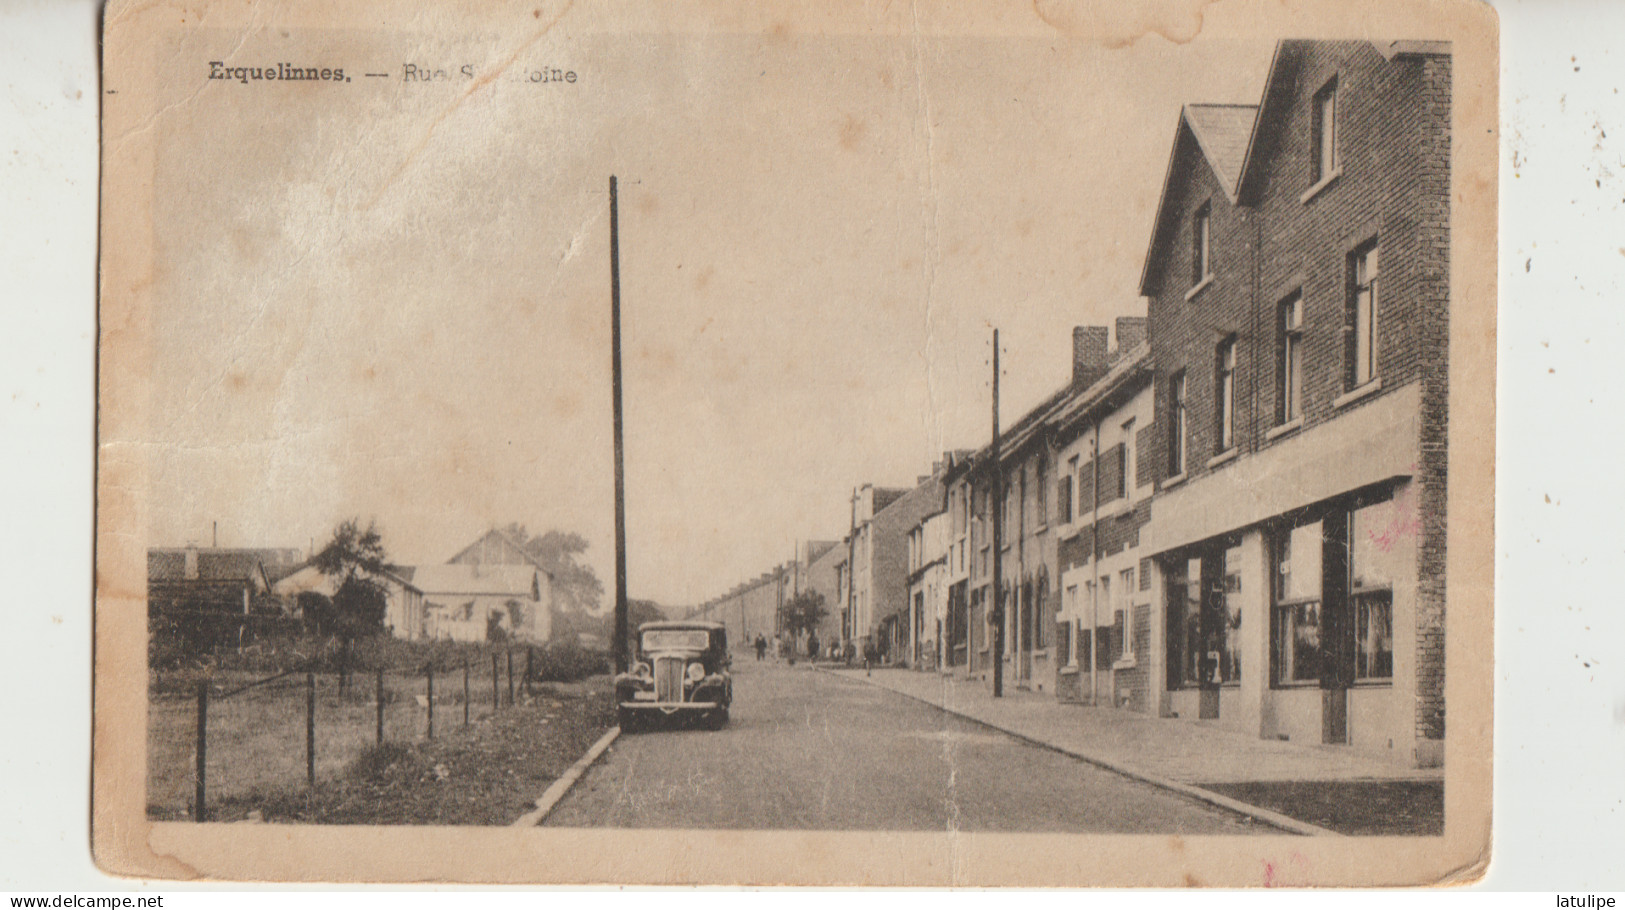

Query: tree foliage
[[499, 523, 605, 614], [313, 518, 393, 638], [778, 590, 828, 639]]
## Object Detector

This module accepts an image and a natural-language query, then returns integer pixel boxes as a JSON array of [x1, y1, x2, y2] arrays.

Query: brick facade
[[1142, 41, 1449, 764]]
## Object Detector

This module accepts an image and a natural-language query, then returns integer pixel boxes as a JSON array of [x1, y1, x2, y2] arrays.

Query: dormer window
[[1312, 78, 1339, 185]]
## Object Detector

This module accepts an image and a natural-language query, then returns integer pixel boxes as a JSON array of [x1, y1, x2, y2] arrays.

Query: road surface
[[545, 659, 1268, 833]]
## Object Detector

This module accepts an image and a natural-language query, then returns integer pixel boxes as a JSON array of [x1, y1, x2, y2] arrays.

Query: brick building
[[1138, 40, 1450, 767], [1051, 340, 1156, 709]]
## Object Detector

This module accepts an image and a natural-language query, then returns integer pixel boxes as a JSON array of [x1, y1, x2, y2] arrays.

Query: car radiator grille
[[654, 656, 685, 703]]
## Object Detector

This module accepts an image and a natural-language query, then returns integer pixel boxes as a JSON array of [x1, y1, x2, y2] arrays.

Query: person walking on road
[[754, 634, 767, 661]]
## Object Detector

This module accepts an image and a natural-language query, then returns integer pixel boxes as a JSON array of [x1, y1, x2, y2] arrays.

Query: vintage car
[[614, 620, 732, 730]]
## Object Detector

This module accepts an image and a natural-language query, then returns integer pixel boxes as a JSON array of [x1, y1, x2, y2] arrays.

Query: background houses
[[696, 39, 1448, 770]]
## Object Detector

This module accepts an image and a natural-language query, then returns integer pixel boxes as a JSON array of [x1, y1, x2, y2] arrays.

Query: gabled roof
[[1184, 104, 1259, 195], [412, 563, 540, 599], [270, 561, 424, 597], [1137, 104, 1258, 296], [1233, 39, 1451, 204], [446, 527, 555, 579], [147, 547, 303, 586]]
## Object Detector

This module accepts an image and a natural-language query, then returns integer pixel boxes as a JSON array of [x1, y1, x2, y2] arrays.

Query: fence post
[[426, 663, 435, 740], [194, 680, 208, 822], [526, 647, 534, 685], [305, 671, 316, 787], [375, 668, 385, 745], [491, 653, 499, 712], [463, 660, 470, 727], [506, 649, 515, 705]]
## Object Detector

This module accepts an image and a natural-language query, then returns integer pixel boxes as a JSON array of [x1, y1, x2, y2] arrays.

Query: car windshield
[[642, 629, 710, 651]]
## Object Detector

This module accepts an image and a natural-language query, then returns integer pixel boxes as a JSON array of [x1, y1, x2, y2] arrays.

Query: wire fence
[[147, 646, 581, 821]]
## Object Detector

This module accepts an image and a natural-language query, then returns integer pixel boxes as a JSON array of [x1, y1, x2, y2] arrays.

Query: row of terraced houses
[[692, 39, 1450, 769]]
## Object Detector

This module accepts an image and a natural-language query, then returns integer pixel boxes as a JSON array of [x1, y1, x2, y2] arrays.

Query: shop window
[[1272, 520, 1325, 686], [1166, 557, 1201, 688], [1219, 544, 1243, 684], [1354, 590, 1394, 680], [1350, 496, 1398, 681]]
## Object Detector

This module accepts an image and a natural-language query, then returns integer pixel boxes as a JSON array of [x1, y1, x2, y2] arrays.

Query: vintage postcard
[[94, 0, 1498, 886]]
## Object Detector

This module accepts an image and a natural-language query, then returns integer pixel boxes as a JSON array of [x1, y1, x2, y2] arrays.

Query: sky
[[142, 19, 1274, 608]]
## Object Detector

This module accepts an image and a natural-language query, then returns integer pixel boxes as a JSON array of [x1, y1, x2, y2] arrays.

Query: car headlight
[[686, 662, 705, 682], [633, 661, 651, 679]]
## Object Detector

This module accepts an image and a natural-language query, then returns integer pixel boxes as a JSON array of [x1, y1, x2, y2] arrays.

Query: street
[[544, 659, 1268, 832]]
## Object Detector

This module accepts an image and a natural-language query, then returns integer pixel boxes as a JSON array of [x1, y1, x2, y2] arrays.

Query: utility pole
[[610, 175, 629, 673], [991, 328, 1005, 698]]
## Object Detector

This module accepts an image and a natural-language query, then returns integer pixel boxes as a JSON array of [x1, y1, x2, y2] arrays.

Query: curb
[[512, 725, 621, 827], [818, 667, 1340, 837]]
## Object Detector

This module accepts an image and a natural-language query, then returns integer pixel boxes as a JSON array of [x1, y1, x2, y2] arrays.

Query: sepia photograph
[[94, 0, 1497, 886]]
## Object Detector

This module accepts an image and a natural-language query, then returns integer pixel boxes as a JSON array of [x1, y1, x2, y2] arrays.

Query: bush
[[528, 638, 610, 683], [347, 741, 413, 782]]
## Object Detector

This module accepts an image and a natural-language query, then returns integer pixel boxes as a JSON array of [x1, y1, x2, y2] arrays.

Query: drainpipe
[[1091, 419, 1101, 706]]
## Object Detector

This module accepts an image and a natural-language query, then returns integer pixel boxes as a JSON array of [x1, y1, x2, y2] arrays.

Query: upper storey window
[[1312, 78, 1339, 185], [1191, 203, 1213, 287]]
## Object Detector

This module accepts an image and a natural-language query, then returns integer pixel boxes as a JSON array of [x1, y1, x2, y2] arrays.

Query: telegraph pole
[[610, 175, 629, 673], [991, 329, 1005, 698]]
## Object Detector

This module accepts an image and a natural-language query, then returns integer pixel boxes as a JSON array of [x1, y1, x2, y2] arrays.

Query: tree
[[313, 519, 393, 691], [779, 591, 828, 641], [500, 524, 605, 614]]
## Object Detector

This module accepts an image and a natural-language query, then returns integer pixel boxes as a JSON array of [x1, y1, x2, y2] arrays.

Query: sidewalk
[[826, 667, 1441, 786]]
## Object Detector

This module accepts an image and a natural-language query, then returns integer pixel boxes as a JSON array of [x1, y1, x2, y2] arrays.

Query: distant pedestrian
[[807, 633, 820, 661], [754, 634, 767, 661]]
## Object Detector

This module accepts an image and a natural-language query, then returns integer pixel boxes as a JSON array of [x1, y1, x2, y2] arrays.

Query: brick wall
[[1143, 40, 1451, 748], [1414, 53, 1452, 743], [1058, 499, 1154, 575]]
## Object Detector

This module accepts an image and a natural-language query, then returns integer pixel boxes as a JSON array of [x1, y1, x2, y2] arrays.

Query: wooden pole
[[463, 660, 471, 727], [426, 664, 435, 739], [305, 671, 316, 786], [491, 653, 500, 712], [610, 175, 630, 674], [506, 649, 515, 705], [992, 328, 1005, 699], [375, 667, 385, 745], [194, 681, 208, 822]]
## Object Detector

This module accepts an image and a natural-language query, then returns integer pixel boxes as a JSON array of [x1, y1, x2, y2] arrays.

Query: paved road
[[545, 660, 1266, 832]]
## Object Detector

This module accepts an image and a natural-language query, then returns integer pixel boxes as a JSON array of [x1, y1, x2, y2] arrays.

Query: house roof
[[1183, 104, 1259, 196], [411, 563, 539, 598], [940, 344, 1153, 486], [1136, 103, 1258, 296], [270, 561, 424, 597], [446, 527, 555, 580], [147, 547, 303, 585]]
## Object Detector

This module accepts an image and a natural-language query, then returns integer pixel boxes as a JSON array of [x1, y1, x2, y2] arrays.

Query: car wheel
[[617, 708, 640, 734], [708, 707, 730, 730]]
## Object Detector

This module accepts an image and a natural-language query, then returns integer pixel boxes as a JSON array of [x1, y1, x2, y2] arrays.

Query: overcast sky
[[145, 23, 1273, 608]]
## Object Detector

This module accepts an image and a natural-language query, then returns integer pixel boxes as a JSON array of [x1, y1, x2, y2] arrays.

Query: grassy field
[[229, 676, 616, 825], [147, 665, 514, 820]]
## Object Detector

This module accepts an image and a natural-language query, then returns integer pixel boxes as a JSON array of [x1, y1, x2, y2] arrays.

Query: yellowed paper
[[96, 0, 1497, 885]]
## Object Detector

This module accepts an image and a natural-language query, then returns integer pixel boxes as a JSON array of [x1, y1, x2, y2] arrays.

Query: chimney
[[1115, 316, 1147, 355], [1072, 326, 1110, 388]]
